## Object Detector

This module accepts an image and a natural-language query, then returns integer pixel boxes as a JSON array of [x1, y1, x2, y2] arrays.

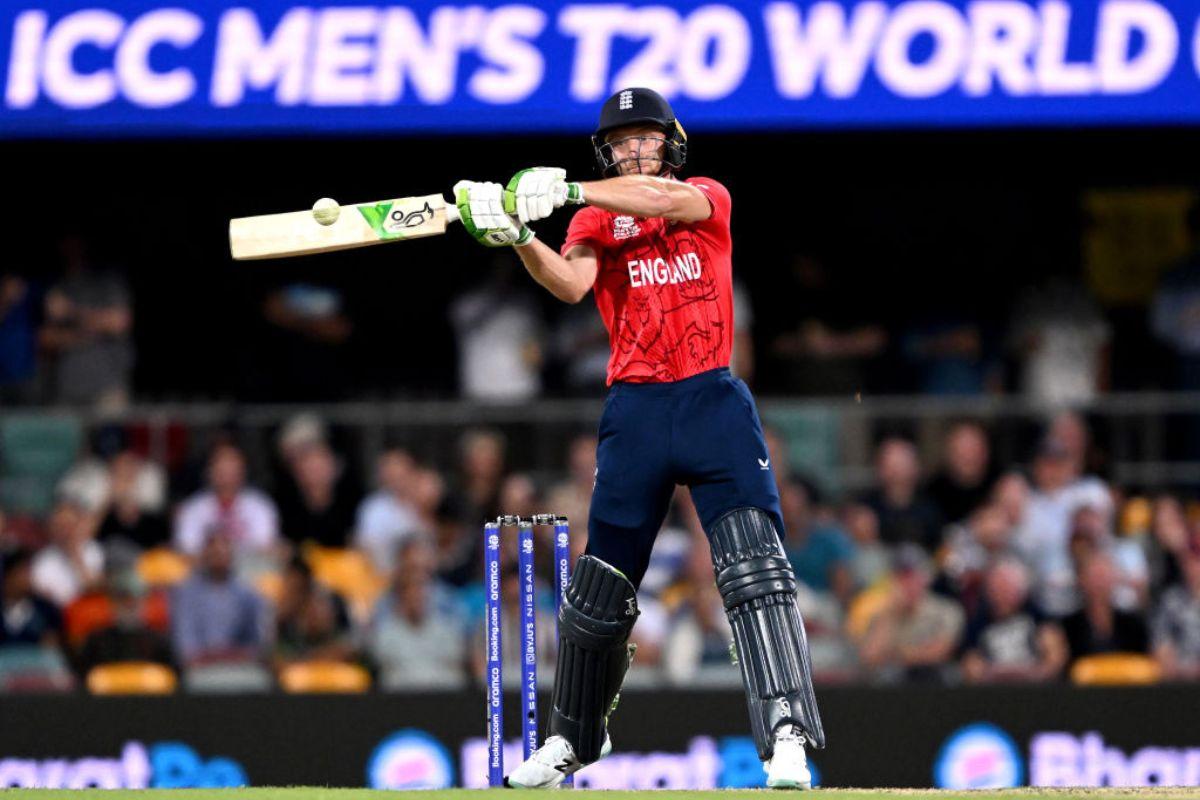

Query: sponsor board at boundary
[[935, 725, 1200, 790], [1, 688, 1199, 788], [0, 741, 245, 789]]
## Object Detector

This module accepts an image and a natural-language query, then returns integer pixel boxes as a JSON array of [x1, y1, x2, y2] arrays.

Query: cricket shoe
[[764, 725, 812, 789], [505, 733, 612, 789]]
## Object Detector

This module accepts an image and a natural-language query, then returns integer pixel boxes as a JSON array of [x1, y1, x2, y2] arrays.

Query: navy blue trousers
[[586, 367, 784, 588]]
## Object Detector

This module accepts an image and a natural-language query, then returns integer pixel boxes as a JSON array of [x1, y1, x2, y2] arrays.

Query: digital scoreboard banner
[[2, 0, 1200, 137]]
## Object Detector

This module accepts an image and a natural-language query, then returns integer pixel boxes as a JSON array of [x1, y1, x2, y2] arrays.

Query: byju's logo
[[935, 723, 1023, 789], [367, 730, 453, 790]]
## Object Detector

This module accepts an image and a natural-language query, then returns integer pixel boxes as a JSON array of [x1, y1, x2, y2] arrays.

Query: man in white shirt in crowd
[[1019, 436, 1113, 615], [31, 499, 103, 607], [174, 443, 279, 559], [354, 447, 427, 573], [449, 259, 544, 402]]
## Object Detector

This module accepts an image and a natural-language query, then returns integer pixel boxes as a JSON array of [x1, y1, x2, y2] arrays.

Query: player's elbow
[[562, 284, 591, 304], [663, 189, 711, 223], [549, 280, 589, 304]]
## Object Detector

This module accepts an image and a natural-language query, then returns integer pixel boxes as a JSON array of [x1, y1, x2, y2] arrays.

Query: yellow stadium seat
[[87, 662, 177, 695], [1070, 653, 1162, 686], [845, 581, 893, 640], [137, 548, 191, 587], [279, 661, 371, 694], [304, 547, 388, 621], [255, 572, 283, 605], [1120, 497, 1152, 536]]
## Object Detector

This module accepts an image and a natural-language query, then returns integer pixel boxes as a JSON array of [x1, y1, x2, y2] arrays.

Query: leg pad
[[709, 507, 826, 759], [549, 555, 639, 763]]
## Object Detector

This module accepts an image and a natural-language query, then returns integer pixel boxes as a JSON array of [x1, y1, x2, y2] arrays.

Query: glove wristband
[[566, 182, 585, 205], [514, 226, 536, 247]]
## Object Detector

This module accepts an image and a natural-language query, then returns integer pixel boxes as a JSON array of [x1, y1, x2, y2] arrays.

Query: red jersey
[[561, 177, 733, 385]]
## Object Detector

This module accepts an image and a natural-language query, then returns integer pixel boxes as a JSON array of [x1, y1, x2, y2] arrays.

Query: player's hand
[[454, 180, 535, 247], [504, 167, 584, 224]]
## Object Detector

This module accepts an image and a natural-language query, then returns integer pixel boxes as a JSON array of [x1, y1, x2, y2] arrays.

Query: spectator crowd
[[2, 407, 1200, 694], [6, 227, 1200, 410]]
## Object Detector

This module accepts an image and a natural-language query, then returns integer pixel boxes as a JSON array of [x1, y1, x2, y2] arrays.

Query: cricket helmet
[[592, 87, 687, 177]]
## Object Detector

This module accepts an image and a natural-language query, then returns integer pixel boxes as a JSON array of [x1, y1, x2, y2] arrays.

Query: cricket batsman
[[454, 87, 824, 790]]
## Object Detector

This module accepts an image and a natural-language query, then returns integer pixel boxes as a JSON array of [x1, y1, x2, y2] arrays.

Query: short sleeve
[[562, 206, 607, 256], [687, 177, 731, 234]]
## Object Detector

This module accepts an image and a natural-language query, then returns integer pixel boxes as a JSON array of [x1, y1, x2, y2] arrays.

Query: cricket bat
[[229, 193, 460, 260]]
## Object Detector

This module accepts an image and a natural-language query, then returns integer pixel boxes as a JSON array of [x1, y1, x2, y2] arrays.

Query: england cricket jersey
[[561, 177, 733, 385]]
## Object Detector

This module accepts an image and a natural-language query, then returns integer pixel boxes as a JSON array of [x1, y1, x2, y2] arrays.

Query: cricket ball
[[312, 197, 340, 226]]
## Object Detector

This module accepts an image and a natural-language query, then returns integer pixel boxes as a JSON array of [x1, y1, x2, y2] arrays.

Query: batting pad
[[709, 507, 826, 759], [549, 555, 639, 764]]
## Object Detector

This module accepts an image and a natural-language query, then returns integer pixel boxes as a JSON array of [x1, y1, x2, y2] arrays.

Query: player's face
[[605, 124, 667, 176]]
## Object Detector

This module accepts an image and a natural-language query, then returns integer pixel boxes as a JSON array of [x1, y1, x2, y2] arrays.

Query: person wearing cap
[[454, 89, 822, 789], [858, 543, 965, 683], [1018, 433, 1113, 616]]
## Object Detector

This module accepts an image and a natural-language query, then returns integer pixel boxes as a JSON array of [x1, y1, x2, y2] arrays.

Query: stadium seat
[[759, 407, 841, 492], [4, 514, 47, 549], [279, 660, 371, 694], [0, 646, 75, 693], [137, 548, 191, 587], [254, 571, 283, 605], [1120, 496, 1152, 536], [304, 547, 387, 621], [0, 414, 83, 515], [183, 662, 274, 694], [86, 661, 177, 694], [1070, 653, 1162, 686], [845, 582, 893, 640]]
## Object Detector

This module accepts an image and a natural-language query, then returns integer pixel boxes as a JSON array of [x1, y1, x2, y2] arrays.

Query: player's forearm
[[577, 175, 707, 222], [514, 239, 592, 304]]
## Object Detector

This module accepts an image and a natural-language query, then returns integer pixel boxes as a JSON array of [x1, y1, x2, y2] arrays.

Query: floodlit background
[[2, 0, 1200, 791]]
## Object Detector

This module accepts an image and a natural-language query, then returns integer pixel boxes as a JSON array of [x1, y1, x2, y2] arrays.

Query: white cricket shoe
[[506, 734, 612, 789], [764, 725, 812, 789]]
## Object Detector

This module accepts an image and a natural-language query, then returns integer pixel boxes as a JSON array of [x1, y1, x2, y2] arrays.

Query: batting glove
[[504, 167, 584, 224], [454, 180, 535, 247]]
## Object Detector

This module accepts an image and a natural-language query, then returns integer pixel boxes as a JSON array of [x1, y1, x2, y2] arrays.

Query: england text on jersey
[[627, 253, 702, 288]]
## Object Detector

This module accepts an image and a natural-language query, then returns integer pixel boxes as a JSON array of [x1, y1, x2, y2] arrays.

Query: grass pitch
[[1, 789, 1196, 800]]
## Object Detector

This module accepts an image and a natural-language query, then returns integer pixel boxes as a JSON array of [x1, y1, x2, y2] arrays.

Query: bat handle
[[443, 199, 460, 224]]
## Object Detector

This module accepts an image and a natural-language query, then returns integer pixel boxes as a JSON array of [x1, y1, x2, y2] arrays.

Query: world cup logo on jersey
[[613, 216, 640, 240]]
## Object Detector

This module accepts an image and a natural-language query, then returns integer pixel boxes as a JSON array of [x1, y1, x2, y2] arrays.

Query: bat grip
[[444, 200, 460, 224]]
